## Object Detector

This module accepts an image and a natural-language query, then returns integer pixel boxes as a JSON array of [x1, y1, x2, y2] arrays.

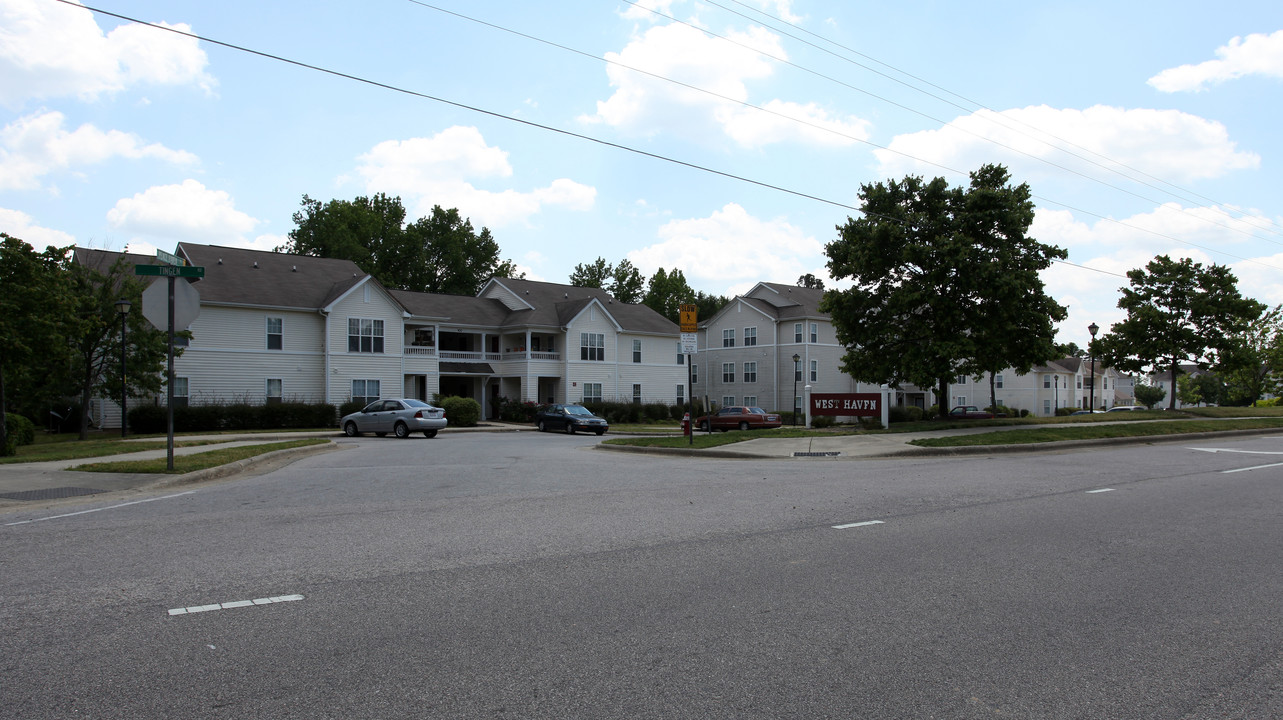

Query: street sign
[[680, 332, 697, 355], [679, 304, 698, 333], [142, 276, 201, 332], [155, 249, 186, 266], [136, 264, 204, 278]]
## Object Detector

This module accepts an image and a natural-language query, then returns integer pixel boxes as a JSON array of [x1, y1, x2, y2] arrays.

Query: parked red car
[[696, 406, 783, 432]]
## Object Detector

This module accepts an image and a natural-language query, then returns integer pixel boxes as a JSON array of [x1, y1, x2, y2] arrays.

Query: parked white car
[[341, 399, 447, 438]]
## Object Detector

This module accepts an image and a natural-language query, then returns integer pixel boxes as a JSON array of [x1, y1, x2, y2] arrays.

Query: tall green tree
[[796, 273, 826, 290], [1097, 255, 1264, 410], [0, 235, 73, 453], [569, 257, 646, 304], [569, 257, 612, 288], [67, 253, 172, 439], [643, 268, 695, 323], [1133, 381, 1166, 409], [281, 195, 519, 296], [822, 165, 1065, 410], [1219, 304, 1283, 406]]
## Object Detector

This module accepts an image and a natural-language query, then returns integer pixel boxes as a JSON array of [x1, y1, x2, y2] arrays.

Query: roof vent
[[217, 258, 223, 265], [253, 261, 258, 268], [292, 265, 297, 272], [564, 292, 568, 298]]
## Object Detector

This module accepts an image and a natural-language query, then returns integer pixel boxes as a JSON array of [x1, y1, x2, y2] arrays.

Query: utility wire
[[56, 1, 1281, 276]]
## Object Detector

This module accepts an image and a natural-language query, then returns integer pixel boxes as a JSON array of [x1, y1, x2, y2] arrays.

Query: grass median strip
[[71, 439, 330, 473], [908, 418, 1283, 447]]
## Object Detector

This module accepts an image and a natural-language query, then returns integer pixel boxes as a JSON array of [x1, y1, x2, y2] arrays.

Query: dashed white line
[[168, 594, 303, 616], [832, 520, 884, 530], [1222, 462, 1283, 474], [4, 491, 196, 526], [1086, 488, 1115, 494]]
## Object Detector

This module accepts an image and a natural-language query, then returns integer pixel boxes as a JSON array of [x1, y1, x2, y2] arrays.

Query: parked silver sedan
[[341, 398, 447, 438]]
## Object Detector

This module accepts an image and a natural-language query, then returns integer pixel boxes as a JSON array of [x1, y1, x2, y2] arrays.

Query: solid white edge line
[[168, 594, 304, 616], [1223, 462, 1283, 474], [4, 491, 197, 526], [1086, 488, 1115, 494], [832, 520, 885, 529]]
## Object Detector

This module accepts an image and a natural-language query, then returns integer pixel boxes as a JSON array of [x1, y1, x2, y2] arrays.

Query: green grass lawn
[[908, 417, 1283, 447], [71, 438, 331, 473], [1, 434, 226, 464]]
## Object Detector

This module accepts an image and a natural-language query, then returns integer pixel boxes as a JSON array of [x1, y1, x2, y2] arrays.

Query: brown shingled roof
[[176, 243, 371, 309]]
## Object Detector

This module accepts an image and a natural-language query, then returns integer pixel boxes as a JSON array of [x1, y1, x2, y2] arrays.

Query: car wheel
[[564, 422, 575, 435], [375, 432, 387, 437], [537, 420, 547, 432], [344, 422, 360, 437], [738, 421, 749, 431], [700, 420, 710, 431], [394, 422, 410, 439], [595, 429, 605, 436], [423, 429, 437, 439]]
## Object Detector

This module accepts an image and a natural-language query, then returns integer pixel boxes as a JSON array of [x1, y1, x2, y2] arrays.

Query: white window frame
[[348, 318, 384, 354], [583, 382, 603, 403], [995, 374, 1004, 389], [352, 379, 381, 405], [722, 362, 735, 383], [266, 316, 283, 351], [744, 327, 757, 346], [809, 359, 818, 382], [172, 376, 189, 408], [794, 323, 803, 343], [266, 378, 283, 404], [744, 361, 757, 383], [580, 333, 605, 361], [676, 384, 684, 404], [633, 339, 642, 363], [744, 395, 758, 407], [810, 323, 818, 343], [722, 328, 735, 347], [722, 396, 735, 407], [632, 383, 642, 403], [691, 363, 698, 384]]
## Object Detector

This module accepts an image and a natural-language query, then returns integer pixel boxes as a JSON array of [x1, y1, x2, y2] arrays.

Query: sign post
[[679, 304, 698, 445], [137, 261, 202, 471]]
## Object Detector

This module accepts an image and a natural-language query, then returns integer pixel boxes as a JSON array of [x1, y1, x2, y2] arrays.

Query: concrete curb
[[143, 440, 342, 490]]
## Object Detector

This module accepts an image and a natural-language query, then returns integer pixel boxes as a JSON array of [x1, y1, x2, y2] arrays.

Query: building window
[[995, 374, 1004, 389], [266, 378, 282, 404], [1043, 375, 1052, 389], [794, 323, 803, 343], [267, 317, 283, 350], [352, 379, 380, 406], [633, 339, 642, 363], [722, 396, 735, 407], [1104, 377, 1109, 390], [677, 384, 684, 405], [1076, 377, 1082, 389], [809, 360, 818, 382], [810, 323, 818, 343], [744, 327, 757, 346], [171, 376, 189, 408], [633, 384, 642, 403], [722, 363, 735, 383], [413, 328, 435, 347], [795, 364, 802, 382], [723, 329, 735, 347], [691, 363, 698, 384], [348, 318, 384, 353], [957, 396, 967, 406], [580, 333, 604, 361], [677, 342, 684, 364], [1044, 399, 1052, 415], [744, 395, 757, 407], [584, 382, 602, 403], [794, 395, 802, 414], [744, 362, 757, 383]]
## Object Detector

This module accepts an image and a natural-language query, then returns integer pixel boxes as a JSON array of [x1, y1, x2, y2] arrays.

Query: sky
[[2, 0, 1282, 350]]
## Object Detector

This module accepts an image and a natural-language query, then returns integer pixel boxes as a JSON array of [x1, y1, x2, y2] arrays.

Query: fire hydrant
[[681, 412, 691, 436]]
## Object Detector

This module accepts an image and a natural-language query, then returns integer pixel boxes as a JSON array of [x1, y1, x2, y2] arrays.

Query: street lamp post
[[1088, 322, 1099, 412], [792, 353, 801, 426], [1054, 374, 1059, 415], [115, 299, 131, 438]]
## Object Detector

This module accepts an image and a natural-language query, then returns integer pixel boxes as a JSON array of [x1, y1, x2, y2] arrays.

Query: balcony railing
[[439, 351, 503, 361], [404, 346, 436, 357]]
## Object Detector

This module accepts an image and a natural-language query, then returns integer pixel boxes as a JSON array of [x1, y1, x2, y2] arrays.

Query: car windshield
[[565, 405, 594, 416]]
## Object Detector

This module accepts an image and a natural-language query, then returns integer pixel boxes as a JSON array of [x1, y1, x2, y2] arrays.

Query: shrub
[[2, 413, 36, 456], [924, 404, 940, 421], [496, 397, 540, 423], [440, 396, 481, 427], [1055, 406, 1075, 416], [888, 405, 923, 423], [339, 400, 365, 419], [811, 415, 835, 429]]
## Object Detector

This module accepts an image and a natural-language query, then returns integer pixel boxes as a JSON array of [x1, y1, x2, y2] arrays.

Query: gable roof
[[176, 243, 373, 310], [705, 282, 828, 327]]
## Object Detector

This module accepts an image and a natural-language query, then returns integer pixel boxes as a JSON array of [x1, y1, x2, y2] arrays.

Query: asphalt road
[[3, 431, 1283, 718]]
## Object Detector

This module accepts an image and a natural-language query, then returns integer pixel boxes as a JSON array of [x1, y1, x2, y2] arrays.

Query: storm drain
[[793, 451, 841, 457], [0, 487, 107, 502]]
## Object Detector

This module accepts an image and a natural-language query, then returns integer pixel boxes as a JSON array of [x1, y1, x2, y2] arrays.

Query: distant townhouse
[[953, 359, 1133, 416], [80, 243, 685, 426]]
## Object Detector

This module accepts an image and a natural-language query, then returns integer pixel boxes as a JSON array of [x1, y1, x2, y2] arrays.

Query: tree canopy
[[568, 256, 645, 304], [643, 268, 695, 323], [821, 164, 1066, 410], [1097, 254, 1264, 410], [281, 194, 520, 296]]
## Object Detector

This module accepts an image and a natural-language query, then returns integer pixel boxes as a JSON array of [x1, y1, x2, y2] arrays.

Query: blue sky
[[3, 0, 1282, 349]]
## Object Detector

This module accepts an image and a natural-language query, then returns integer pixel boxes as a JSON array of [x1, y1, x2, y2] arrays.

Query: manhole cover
[[0, 487, 107, 501], [793, 451, 841, 457]]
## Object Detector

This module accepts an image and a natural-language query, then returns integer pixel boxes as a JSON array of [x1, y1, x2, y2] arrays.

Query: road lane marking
[[3, 491, 196, 526], [1086, 488, 1115, 494], [169, 594, 303, 616], [1222, 462, 1283, 474], [832, 520, 884, 529], [1190, 448, 1283, 455]]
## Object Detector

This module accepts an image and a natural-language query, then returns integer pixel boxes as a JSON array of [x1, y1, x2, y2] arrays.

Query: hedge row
[[2, 413, 36, 456], [126, 402, 337, 434]]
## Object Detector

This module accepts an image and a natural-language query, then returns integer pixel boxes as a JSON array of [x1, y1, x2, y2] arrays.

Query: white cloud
[[584, 22, 864, 147], [0, 206, 75, 247], [626, 203, 823, 295], [876, 105, 1259, 185], [619, 0, 679, 22], [106, 179, 258, 245], [1233, 252, 1283, 307], [0, 110, 197, 190], [0, 0, 215, 105], [1148, 30, 1283, 92], [355, 126, 595, 228]]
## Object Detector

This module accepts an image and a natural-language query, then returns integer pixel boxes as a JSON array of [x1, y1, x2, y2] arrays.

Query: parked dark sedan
[[948, 405, 997, 419], [695, 406, 783, 431], [535, 404, 609, 435]]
